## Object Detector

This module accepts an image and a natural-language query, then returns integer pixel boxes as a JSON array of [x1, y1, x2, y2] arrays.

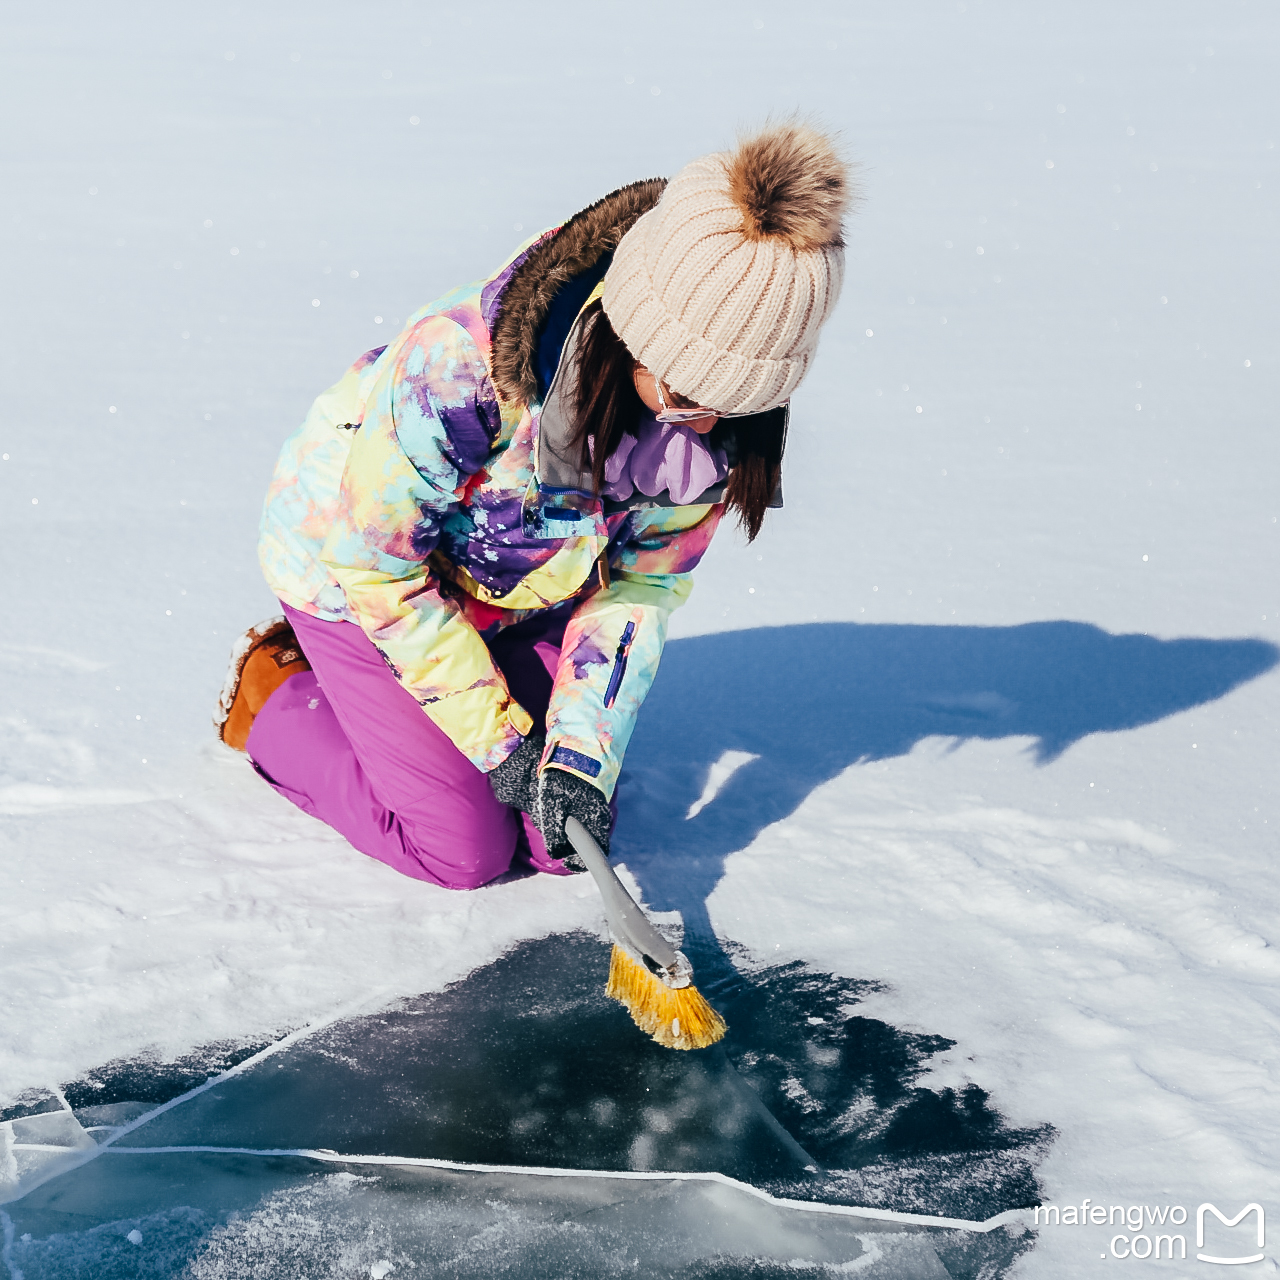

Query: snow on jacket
[[258, 180, 727, 798]]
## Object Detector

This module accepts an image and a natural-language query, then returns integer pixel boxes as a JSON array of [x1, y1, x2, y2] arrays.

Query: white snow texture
[[2, 2, 1278, 1275]]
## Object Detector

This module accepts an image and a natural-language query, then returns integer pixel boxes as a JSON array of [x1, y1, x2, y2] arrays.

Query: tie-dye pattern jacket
[[258, 179, 726, 798]]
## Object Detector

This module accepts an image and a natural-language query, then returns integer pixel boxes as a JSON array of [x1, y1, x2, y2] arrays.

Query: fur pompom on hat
[[602, 122, 852, 415]]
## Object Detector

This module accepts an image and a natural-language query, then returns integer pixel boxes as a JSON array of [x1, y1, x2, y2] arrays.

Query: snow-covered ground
[[2, 1, 1278, 1274]]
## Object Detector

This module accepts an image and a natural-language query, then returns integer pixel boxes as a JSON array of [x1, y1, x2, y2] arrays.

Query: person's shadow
[[615, 620, 1277, 988]]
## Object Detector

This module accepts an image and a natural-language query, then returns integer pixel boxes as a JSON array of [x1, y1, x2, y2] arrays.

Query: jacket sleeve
[[319, 316, 533, 771], [541, 502, 724, 797]]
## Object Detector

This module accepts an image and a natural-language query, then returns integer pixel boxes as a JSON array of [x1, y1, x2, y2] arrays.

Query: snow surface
[[2, 0, 1279, 1274]]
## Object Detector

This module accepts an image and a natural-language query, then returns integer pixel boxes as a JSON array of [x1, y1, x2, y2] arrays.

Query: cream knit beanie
[[602, 123, 851, 416]]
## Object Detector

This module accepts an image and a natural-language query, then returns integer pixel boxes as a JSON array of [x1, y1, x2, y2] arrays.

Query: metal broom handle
[[564, 816, 687, 984]]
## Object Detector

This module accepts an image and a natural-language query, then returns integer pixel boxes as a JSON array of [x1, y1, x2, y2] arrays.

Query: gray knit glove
[[535, 767, 611, 865], [487, 734, 544, 814]]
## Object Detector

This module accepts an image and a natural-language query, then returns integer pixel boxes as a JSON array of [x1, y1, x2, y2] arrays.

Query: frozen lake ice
[[3, 936, 1038, 1276]]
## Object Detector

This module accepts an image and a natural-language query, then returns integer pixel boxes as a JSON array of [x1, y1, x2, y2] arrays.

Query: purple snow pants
[[246, 603, 572, 889]]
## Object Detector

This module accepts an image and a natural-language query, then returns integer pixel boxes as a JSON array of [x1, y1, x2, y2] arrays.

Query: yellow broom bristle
[[605, 945, 727, 1050]]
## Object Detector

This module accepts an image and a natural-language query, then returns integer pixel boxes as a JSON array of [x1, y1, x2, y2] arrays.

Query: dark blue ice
[[1, 935, 1043, 1277]]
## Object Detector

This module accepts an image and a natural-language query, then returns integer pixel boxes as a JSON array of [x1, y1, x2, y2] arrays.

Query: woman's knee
[[398, 808, 520, 890]]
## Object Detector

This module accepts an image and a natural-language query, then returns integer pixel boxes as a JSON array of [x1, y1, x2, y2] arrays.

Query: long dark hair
[[571, 300, 784, 541]]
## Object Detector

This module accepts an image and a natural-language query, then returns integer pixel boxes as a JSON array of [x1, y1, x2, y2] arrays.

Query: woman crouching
[[216, 123, 852, 888]]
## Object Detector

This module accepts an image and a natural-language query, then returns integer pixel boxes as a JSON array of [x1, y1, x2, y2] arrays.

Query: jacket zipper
[[603, 620, 636, 709]]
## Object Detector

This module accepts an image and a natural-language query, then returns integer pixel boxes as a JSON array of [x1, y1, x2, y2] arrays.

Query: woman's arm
[[541, 502, 724, 797], [320, 316, 534, 772]]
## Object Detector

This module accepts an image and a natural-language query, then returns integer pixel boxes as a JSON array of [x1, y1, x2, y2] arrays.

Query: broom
[[565, 816, 727, 1051]]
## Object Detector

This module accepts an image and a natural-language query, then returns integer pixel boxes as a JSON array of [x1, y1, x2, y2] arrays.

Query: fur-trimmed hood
[[489, 178, 666, 408]]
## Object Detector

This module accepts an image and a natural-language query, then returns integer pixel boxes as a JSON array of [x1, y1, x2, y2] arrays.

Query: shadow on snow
[[617, 619, 1276, 955]]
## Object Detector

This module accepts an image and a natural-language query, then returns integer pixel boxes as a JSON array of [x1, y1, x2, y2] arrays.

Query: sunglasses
[[649, 372, 759, 424]]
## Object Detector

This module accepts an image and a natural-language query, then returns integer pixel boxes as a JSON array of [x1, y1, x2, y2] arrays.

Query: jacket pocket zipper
[[603, 620, 636, 709]]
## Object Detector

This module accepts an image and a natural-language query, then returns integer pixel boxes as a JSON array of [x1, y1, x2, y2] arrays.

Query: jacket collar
[[488, 178, 666, 409]]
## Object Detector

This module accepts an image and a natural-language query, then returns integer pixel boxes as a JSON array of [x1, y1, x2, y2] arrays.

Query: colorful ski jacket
[[258, 180, 727, 798]]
